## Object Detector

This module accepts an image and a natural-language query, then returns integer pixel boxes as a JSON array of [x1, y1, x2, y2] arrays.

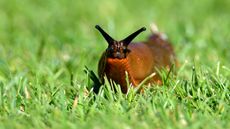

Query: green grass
[[0, 0, 230, 128]]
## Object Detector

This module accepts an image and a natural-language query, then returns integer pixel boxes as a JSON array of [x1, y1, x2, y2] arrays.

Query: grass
[[0, 0, 230, 128]]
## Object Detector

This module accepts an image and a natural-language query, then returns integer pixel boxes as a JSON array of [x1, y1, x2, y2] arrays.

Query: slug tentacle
[[95, 25, 115, 45], [121, 27, 146, 45]]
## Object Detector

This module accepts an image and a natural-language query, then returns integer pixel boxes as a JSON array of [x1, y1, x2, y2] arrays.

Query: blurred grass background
[[0, 0, 229, 129]]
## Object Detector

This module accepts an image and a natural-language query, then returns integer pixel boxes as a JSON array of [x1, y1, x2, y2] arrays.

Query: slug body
[[96, 25, 176, 93]]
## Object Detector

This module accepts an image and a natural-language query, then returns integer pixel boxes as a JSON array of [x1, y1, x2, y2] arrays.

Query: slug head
[[95, 25, 146, 59]]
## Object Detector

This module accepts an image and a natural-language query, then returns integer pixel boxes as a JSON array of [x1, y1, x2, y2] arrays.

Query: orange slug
[[94, 24, 176, 94]]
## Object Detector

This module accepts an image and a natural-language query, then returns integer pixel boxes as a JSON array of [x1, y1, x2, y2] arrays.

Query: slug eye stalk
[[95, 25, 146, 46], [95, 25, 115, 46], [121, 27, 146, 45]]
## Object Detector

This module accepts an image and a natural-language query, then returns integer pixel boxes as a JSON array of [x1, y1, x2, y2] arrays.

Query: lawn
[[0, 0, 229, 129]]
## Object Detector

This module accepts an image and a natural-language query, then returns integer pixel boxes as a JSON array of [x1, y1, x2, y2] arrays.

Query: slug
[[94, 24, 176, 94]]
